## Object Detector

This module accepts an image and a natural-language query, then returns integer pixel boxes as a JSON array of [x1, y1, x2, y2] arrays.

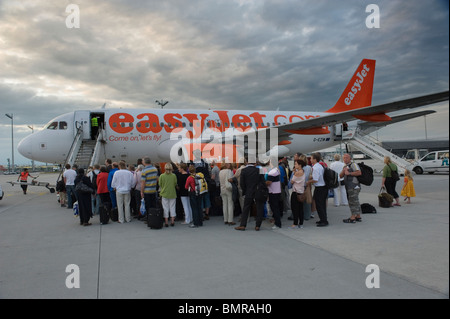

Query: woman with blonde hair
[[382, 156, 401, 207], [159, 163, 178, 227]]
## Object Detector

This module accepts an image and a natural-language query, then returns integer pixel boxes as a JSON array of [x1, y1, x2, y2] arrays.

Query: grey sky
[[0, 0, 448, 165]]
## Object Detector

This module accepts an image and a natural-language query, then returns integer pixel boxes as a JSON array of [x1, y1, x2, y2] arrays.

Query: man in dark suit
[[235, 162, 266, 231]]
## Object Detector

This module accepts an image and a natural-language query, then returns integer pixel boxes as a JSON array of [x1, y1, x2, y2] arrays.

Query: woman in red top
[[96, 166, 111, 224]]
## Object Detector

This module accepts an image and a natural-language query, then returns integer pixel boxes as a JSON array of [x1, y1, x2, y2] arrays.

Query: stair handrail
[[89, 129, 105, 167], [56, 126, 84, 182]]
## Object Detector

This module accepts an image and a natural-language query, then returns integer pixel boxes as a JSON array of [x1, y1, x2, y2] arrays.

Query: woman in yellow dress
[[401, 169, 416, 204]]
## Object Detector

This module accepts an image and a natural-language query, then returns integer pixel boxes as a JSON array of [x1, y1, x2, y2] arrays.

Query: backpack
[[357, 162, 374, 186], [91, 171, 98, 190], [323, 166, 339, 189], [255, 178, 268, 202], [361, 203, 377, 214], [56, 179, 65, 192], [194, 173, 208, 196]]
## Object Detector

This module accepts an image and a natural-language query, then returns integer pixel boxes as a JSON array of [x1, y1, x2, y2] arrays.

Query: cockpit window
[[46, 122, 58, 130], [59, 121, 68, 130]]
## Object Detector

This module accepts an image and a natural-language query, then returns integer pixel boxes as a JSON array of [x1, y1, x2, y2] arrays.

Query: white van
[[412, 150, 449, 174]]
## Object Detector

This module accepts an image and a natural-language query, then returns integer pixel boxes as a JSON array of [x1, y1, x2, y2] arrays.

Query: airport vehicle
[[0, 184, 3, 200], [17, 59, 449, 168], [411, 150, 449, 174], [7, 175, 56, 193], [404, 149, 429, 163]]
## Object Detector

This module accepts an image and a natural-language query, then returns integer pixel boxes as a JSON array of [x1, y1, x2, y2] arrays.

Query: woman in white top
[[290, 159, 306, 228], [219, 162, 235, 225]]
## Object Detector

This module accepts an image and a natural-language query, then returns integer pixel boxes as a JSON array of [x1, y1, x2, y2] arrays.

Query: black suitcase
[[99, 204, 110, 224], [147, 207, 164, 229], [110, 207, 119, 222]]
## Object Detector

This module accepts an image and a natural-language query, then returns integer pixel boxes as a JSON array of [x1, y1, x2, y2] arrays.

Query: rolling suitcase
[[99, 204, 110, 224], [110, 207, 119, 222], [147, 195, 164, 229], [147, 207, 164, 229]]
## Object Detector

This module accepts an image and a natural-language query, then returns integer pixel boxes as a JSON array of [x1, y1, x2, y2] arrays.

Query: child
[[401, 169, 416, 204]]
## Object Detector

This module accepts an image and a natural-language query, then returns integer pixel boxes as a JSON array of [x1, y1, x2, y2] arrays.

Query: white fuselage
[[18, 108, 340, 165]]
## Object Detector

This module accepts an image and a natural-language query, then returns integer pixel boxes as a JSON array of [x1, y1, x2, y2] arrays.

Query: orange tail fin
[[326, 59, 376, 113]]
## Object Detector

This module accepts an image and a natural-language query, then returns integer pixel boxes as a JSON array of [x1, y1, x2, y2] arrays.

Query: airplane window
[[59, 121, 68, 130], [207, 122, 211, 128], [160, 122, 164, 127], [182, 122, 186, 127], [175, 122, 179, 127], [47, 122, 58, 130]]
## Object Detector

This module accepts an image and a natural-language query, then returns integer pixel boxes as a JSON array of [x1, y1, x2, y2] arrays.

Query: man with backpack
[[340, 154, 362, 224]]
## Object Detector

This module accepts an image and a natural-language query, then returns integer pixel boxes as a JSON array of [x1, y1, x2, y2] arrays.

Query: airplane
[[17, 59, 449, 166]]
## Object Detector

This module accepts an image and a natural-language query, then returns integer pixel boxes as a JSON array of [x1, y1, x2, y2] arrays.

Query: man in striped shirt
[[141, 157, 159, 213]]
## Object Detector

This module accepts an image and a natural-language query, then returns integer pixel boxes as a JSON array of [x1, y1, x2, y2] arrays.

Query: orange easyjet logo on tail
[[326, 59, 375, 114], [345, 64, 371, 106]]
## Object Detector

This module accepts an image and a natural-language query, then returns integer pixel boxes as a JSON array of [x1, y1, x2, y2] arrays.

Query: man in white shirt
[[111, 161, 134, 223], [307, 153, 328, 227], [330, 154, 348, 207], [63, 163, 77, 209], [267, 160, 282, 229]]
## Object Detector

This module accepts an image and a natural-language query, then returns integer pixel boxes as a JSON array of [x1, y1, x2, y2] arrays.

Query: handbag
[[378, 187, 393, 208], [305, 184, 313, 204], [296, 192, 306, 203], [75, 181, 94, 194], [388, 164, 400, 182]]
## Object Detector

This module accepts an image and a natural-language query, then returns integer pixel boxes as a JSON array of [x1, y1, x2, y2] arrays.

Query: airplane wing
[[357, 110, 436, 134], [277, 90, 449, 133], [220, 90, 449, 144]]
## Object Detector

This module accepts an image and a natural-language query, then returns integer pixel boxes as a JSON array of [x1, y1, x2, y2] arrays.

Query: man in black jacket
[[235, 162, 266, 231]]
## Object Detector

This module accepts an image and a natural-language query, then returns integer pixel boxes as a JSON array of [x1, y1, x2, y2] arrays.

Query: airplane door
[[74, 111, 91, 140]]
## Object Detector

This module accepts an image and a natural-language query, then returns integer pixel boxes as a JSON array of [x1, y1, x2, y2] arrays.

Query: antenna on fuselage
[[155, 99, 169, 109]]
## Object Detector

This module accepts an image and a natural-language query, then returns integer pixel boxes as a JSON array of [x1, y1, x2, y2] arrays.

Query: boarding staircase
[[57, 127, 105, 183], [346, 130, 411, 174]]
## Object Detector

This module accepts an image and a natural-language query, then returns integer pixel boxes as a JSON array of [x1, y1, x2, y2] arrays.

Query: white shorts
[[161, 197, 176, 218]]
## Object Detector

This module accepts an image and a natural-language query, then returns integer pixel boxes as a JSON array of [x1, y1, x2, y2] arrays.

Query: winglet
[[326, 59, 376, 113]]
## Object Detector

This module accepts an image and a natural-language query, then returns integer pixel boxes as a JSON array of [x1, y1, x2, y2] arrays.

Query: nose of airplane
[[18, 135, 33, 160]]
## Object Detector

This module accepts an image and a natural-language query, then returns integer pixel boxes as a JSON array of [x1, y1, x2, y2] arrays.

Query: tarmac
[[0, 168, 448, 299]]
